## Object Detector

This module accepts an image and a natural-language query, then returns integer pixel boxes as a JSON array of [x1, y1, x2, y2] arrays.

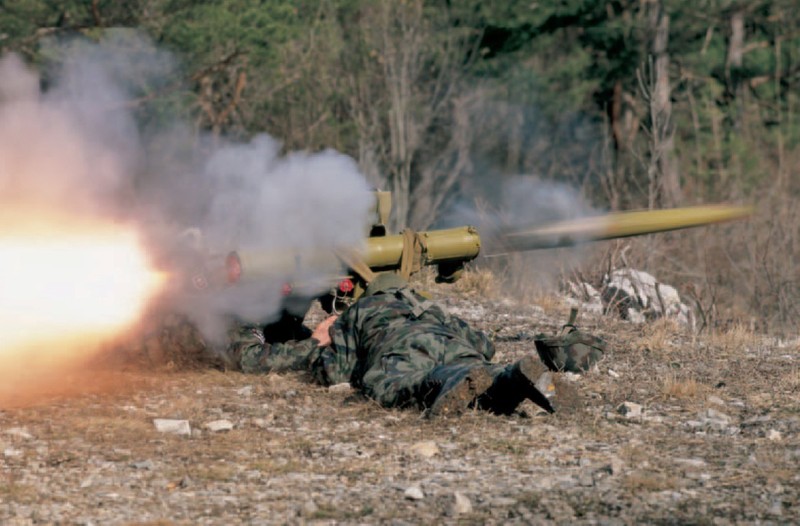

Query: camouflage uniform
[[226, 273, 572, 415], [229, 323, 319, 374], [227, 283, 492, 399], [314, 283, 502, 408]]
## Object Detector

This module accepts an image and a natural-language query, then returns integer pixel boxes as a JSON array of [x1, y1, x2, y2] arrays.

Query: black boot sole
[[516, 356, 556, 414], [429, 367, 494, 417]]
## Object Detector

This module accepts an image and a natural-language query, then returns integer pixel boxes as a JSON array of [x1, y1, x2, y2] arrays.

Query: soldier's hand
[[312, 315, 338, 347]]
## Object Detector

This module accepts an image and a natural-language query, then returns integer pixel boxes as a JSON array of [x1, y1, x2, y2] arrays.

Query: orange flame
[[0, 217, 164, 360]]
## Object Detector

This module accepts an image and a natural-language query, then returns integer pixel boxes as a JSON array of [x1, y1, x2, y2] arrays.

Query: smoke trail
[[441, 176, 601, 242], [439, 176, 604, 291]]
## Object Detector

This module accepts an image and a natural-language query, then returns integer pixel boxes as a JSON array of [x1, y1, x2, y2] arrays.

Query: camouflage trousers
[[356, 333, 500, 409]]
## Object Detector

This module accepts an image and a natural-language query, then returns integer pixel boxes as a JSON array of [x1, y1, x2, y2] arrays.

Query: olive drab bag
[[534, 308, 608, 373]]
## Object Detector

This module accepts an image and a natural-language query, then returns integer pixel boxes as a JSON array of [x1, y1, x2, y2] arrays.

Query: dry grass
[[68, 415, 156, 441], [414, 266, 503, 300], [623, 470, 681, 492], [636, 318, 684, 354], [529, 290, 572, 315], [0, 481, 38, 504], [450, 267, 502, 298], [660, 374, 704, 400], [778, 367, 800, 393], [188, 463, 238, 482], [707, 323, 759, 352]]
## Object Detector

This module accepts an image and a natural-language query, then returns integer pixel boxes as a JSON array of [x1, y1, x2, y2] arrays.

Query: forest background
[[2, 0, 798, 333]]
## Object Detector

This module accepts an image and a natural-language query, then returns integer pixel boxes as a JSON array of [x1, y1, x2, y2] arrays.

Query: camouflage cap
[[364, 272, 408, 297]]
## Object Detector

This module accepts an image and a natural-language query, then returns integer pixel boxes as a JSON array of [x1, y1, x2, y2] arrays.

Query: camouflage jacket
[[309, 286, 495, 386]]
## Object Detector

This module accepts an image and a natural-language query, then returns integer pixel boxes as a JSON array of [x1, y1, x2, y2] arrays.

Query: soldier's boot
[[422, 364, 494, 417], [477, 355, 556, 415]]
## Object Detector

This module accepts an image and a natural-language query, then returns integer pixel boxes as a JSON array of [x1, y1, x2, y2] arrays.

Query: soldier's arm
[[308, 307, 360, 386], [229, 324, 319, 374]]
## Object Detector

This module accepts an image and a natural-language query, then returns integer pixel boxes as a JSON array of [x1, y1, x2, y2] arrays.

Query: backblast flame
[[0, 222, 164, 358]]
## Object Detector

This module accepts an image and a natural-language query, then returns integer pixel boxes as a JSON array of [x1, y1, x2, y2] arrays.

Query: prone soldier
[[219, 273, 605, 417]]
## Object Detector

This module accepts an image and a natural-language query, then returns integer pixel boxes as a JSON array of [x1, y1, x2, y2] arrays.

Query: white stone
[[674, 457, 707, 468], [603, 268, 695, 328], [705, 408, 731, 424], [236, 386, 254, 397], [404, 486, 424, 500], [328, 383, 353, 393], [767, 429, 783, 442], [5, 427, 33, 440], [625, 308, 646, 324], [563, 281, 604, 315], [153, 419, 191, 436], [303, 499, 319, 515], [252, 418, 270, 429], [204, 419, 234, 432], [130, 460, 154, 470], [409, 440, 440, 458], [452, 492, 473, 515], [609, 455, 625, 475], [617, 402, 643, 418]]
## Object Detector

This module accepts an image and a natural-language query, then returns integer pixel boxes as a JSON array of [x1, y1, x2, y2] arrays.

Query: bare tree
[[648, 0, 681, 207], [343, 0, 480, 230]]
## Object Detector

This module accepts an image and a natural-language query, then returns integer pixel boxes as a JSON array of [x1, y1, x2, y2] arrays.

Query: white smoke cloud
[[439, 175, 604, 292], [441, 175, 601, 242], [0, 31, 373, 344], [500, 176, 600, 224], [0, 55, 125, 216], [152, 135, 375, 340]]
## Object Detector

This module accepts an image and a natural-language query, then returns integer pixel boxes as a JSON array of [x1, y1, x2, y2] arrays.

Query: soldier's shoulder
[[355, 291, 409, 314]]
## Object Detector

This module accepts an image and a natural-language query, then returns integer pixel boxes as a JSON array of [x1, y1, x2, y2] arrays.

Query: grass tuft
[[661, 374, 703, 399]]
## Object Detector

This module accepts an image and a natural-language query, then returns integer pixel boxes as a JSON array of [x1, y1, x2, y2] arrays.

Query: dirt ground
[[1, 283, 799, 525]]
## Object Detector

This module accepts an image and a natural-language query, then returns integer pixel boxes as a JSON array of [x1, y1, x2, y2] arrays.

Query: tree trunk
[[726, 9, 746, 129], [651, 2, 681, 206]]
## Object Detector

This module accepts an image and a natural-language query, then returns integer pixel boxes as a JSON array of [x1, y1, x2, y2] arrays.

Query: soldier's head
[[363, 272, 408, 297]]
